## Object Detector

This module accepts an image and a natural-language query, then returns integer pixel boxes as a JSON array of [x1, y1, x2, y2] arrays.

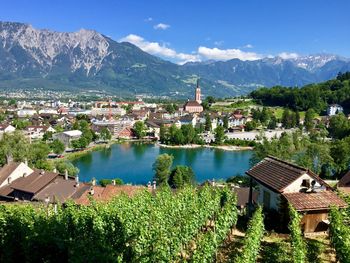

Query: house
[[327, 104, 343, 116], [0, 124, 16, 138], [0, 162, 34, 189], [178, 114, 197, 127], [246, 156, 347, 233], [53, 130, 82, 147], [17, 109, 37, 118], [24, 125, 56, 140], [0, 164, 90, 203], [337, 170, 350, 194], [228, 113, 246, 127]]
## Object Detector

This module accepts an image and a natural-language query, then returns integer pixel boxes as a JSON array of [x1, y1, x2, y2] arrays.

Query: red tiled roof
[[74, 185, 147, 205], [184, 101, 202, 107], [283, 191, 347, 211], [246, 156, 331, 193]]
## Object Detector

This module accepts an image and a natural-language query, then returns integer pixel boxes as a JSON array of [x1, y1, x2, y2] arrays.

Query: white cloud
[[243, 44, 253, 49], [278, 52, 299, 59], [197, 46, 262, 61], [153, 23, 170, 30], [144, 17, 153, 22], [119, 34, 199, 64]]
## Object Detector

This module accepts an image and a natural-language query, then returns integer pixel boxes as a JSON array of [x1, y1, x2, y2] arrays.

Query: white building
[[53, 130, 82, 147], [327, 104, 343, 116], [17, 109, 37, 118]]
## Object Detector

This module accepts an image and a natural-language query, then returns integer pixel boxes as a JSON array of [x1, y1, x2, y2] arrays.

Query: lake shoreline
[[157, 143, 253, 151]]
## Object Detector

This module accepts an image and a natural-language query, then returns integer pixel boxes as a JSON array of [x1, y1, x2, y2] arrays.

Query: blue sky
[[1, 0, 349, 64]]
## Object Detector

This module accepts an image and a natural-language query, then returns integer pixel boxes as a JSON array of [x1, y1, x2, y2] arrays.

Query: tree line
[[250, 72, 350, 113]]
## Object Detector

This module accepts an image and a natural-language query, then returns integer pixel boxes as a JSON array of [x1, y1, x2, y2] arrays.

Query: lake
[[72, 143, 253, 184]]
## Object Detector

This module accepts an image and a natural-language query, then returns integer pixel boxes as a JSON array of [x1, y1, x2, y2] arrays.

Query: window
[[263, 190, 271, 209], [301, 179, 310, 188]]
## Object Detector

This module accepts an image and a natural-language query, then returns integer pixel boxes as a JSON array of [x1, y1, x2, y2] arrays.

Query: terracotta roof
[[283, 191, 347, 211], [184, 101, 202, 107], [338, 171, 350, 187], [246, 156, 331, 193], [74, 185, 147, 205], [10, 170, 58, 194], [0, 162, 21, 186]]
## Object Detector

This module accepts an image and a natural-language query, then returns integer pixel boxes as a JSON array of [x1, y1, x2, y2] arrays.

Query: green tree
[[168, 165, 195, 188], [328, 113, 350, 139], [159, 124, 168, 144], [165, 104, 175, 114], [42, 131, 53, 142], [29, 142, 51, 167], [223, 115, 229, 130], [100, 127, 112, 141], [0, 131, 30, 165], [181, 124, 196, 144], [205, 113, 212, 131], [214, 125, 226, 145], [152, 153, 173, 186], [99, 178, 124, 187], [50, 139, 65, 154], [133, 121, 146, 139], [304, 109, 315, 131], [55, 160, 79, 176]]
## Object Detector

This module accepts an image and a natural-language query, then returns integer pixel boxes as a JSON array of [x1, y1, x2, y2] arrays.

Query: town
[[1, 1, 350, 261]]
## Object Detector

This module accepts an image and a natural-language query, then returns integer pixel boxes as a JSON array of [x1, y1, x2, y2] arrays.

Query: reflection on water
[[73, 142, 253, 184], [133, 143, 148, 160]]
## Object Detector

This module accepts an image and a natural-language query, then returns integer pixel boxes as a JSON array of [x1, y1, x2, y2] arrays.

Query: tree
[[214, 125, 226, 145], [0, 131, 30, 165], [304, 109, 315, 131], [328, 113, 350, 139], [181, 124, 196, 144], [133, 121, 146, 139], [267, 116, 277, 129], [99, 178, 124, 187], [205, 113, 212, 131], [152, 154, 173, 186], [159, 124, 168, 144], [55, 160, 79, 176], [165, 104, 175, 114], [223, 115, 229, 130], [29, 142, 51, 167], [100, 127, 112, 141], [50, 139, 65, 154], [42, 131, 53, 142], [245, 121, 257, 131], [168, 165, 195, 188]]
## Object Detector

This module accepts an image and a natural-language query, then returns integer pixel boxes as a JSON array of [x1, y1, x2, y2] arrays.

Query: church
[[183, 79, 204, 113]]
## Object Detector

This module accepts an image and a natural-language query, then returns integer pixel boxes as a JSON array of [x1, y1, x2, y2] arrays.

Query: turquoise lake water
[[72, 143, 253, 184]]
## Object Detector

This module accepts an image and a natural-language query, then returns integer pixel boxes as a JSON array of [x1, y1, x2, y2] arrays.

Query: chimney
[[112, 179, 116, 186], [53, 168, 57, 173], [75, 176, 80, 187], [92, 178, 96, 186], [23, 173, 28, 178], [90, 187, 95, 196], [24, 158, 28, 166], [64, 170, 68, 180], [152, 180, 156, 190], [7, 176, 12, 184], [147, 181, 152, 190]]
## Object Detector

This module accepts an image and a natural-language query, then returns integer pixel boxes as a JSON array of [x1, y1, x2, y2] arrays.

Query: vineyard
[[0, 186, 239, 263], [0, 186, 349, 263]]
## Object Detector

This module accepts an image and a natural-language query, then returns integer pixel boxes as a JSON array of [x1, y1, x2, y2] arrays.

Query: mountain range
[[0, 21, 350, 98]]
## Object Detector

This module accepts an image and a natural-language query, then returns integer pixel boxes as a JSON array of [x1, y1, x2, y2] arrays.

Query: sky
[[1, 0, 349, 64]]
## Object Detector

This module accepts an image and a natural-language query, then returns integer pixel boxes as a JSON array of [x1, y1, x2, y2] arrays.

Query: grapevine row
[[288, 204, 307, 263], [329, 207, 350, 263], [234, 206, 264, 263], [188, 188, 238, 263]]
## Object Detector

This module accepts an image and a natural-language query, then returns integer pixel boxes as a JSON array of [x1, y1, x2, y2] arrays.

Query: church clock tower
[[195, 79, 202, 104]]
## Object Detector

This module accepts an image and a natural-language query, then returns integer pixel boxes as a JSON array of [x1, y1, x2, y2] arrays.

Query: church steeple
[[195, 78, 202, 104]]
